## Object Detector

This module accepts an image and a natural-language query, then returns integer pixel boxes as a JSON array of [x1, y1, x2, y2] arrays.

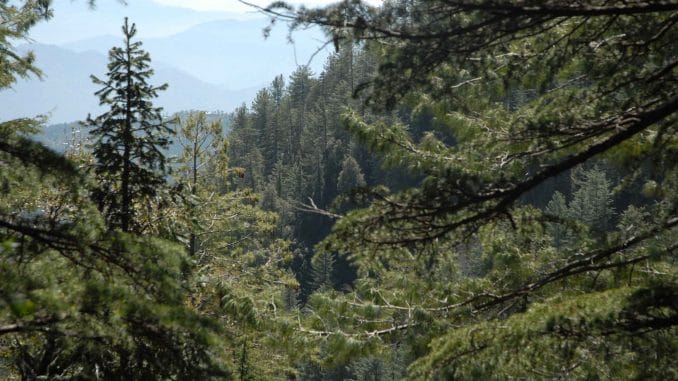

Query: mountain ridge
[[0, 43, 259, 124], [62, 18, 330, 88], [1, 18, 330, 124]]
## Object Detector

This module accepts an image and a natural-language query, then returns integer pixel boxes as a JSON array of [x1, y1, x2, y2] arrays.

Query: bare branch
[[0, 316, 63, 336], [290, 198, 343, 219]]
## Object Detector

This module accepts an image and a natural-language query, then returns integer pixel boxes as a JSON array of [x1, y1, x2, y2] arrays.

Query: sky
[[30, 0, 261, 43], [9, 0, 383, 122], [150, 0, 355, 13], [28, 0, 380, 44]]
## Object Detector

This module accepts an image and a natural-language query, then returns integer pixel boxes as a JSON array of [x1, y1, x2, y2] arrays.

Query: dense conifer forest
[[1, 1, 676, 380]]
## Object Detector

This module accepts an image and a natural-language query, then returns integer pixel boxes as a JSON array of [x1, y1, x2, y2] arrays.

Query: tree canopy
[[85, 17, 174, 233], [2, 0, 677, 379], [252, 0, 678, 378]]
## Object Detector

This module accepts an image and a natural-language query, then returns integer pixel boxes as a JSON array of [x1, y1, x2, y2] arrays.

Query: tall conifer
[[85, 17, 173, 232]]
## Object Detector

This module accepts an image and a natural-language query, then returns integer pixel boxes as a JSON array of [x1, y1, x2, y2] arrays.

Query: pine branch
[[362, 97, 678, 245], [0, 316, 64, 336]]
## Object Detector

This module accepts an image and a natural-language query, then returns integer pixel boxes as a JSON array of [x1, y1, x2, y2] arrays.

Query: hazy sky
[[29, 0, 380, 44], [10, 0, 383, 123], [150, 0, 358, 13]]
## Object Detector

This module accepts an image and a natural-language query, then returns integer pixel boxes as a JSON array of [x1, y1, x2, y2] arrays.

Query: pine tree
[[0, 1, 49, 89], [1, 6, 234, 379], [568, 166, 615, 235], [545, 191, 571, 249], [336, 155, 366, 195], [176, 111, 223, 256], [260, 1, 678, 379], [228, 105, 265, 190], [288, 66, 314, 158], [311, 251, 335, 291], [299, 112, 324, 200], [251, 88, 276, 175], [85, 17, 174, 232], [544, 167, 616, 250], [351, 357, 386, 381]]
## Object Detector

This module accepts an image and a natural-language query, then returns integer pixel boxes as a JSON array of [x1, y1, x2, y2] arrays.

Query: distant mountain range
[[1, 18, 330, 124], [0, 43, 256, 124], [64, 18, 330, 88]]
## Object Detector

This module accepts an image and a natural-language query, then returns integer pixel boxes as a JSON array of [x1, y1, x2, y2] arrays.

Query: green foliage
[[172, 111, 302, 379], [545, 191, 570, 248], [223, 45, 409, 308], [175, 110, 225, 256], [337, 155, 366, 195], [311, 251, 336, 291], [409, 284, 678, 381], [0, 154, 229, 379], [1, 6, 230, 380], [4, 0, 678, 379], [257, 0, 678, 378], [0, 0, 51, 90], [84, 17, 175, 233], [568, 166, 616, 234], [546, 166, 617, 249]]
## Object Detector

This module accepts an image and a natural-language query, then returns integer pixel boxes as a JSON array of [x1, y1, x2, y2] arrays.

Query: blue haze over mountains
[[0, 0, 331, 124]]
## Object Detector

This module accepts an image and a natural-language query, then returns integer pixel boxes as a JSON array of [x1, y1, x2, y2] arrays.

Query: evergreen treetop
[[85, 17, 174, 232]]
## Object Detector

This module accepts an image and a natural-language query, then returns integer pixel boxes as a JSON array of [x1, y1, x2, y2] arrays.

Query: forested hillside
[[224, 46, 430, 300], [1, 1, 676, 380]]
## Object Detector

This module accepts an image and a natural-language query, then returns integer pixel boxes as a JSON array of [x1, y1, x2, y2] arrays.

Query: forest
[[1, 0, 676, 380]]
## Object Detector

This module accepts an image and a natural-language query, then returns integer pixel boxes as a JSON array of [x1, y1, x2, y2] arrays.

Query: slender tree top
[[85, 17, 173, 232]]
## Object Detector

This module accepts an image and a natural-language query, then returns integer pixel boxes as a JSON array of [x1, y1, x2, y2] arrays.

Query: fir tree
[[228, 105, 265, 190], [288, 66, 314, 158], [1, 6, 232, 379], [251, 88, 276, 175], [311, 251, 336, 291], [85, 17, 174, 232], [337, 155, 366, 195], [176, 111, 223, 256], [568, 166, 615, 235], [545, 191, 571, 249], [258, 1, 678, 379]]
